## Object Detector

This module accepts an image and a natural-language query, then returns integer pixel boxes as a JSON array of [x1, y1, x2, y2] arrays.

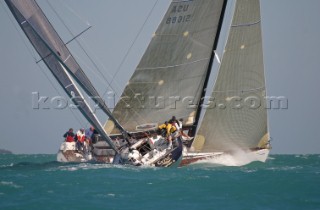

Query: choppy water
[[0, 154, 319, 210]]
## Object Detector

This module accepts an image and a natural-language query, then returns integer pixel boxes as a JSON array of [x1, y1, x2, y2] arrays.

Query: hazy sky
[[0, 0, 319, 154]]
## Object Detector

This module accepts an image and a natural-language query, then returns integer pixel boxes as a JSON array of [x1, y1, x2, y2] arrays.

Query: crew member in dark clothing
[[91, 128, 99, 144], [63, 128, 75, 142]]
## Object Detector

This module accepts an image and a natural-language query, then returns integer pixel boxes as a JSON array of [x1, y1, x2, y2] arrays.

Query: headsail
[[5, 0, 120, 152], [195, 0, 269, 152], [105, 0, 226, 133]]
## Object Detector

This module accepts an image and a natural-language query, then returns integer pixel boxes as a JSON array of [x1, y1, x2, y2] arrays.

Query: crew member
[[76, 128, 85, 151], [63, 128, 75, 142]]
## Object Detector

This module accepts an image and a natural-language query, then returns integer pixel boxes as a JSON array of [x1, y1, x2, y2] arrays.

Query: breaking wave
[[190, 149, 269, 166]]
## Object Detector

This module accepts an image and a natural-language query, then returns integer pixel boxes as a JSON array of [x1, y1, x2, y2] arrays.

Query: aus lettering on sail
[[166, 4, 192, 25]]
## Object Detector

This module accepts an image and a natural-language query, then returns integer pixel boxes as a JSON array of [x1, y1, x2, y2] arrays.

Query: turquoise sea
[[0, 154, 319, 210]]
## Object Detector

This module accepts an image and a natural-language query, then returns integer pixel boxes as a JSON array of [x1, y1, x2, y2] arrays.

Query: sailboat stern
[[57, 142, 90, 163]]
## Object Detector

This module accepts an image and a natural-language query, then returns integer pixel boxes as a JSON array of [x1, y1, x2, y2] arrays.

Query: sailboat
[[180, 0, 271, 166], [6, 0, 270, 167], [104, 0, 270, 166], [5, 0, 183, 167]]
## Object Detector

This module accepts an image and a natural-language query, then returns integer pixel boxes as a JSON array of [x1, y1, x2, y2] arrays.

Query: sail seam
[[231, 20, 261, 28], [213, 86, 265, 93], [172, 0, 193, 3], [136, 58, 209, 71], [128, 75, 204, 84]]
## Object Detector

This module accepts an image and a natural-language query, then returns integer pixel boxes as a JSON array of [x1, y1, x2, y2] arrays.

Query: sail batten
[[136, 58, 210, 71], [231, 20, 261, 27], [212, 86, 265, 93]]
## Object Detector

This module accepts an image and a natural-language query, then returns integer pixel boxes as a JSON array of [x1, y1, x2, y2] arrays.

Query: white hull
[[180, 148, 270, 167], [57, 142, 93, 163]]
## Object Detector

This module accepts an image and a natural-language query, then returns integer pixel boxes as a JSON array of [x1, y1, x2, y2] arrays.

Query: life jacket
[[65, 132, 74, 142], [166, 123, 177, 136], [170, 123, 177, 133], [76, 131, 85, 143], [158, 123, 167, 130]]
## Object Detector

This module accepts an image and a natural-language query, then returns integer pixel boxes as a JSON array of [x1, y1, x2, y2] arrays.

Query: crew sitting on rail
[[63, 128, 75, 142]]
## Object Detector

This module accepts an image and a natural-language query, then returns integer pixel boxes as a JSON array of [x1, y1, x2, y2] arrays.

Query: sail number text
[[166, 4, 192, 25]]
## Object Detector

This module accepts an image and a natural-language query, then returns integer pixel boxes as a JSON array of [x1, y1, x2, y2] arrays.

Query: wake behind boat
[[180, 147, 270, 167]]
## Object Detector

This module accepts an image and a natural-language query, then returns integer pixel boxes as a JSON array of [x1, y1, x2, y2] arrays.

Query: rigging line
[[205, 0, 236, 98], [74, 38, 125, 101], [46, 0, 139, 132], [105, 0, 160, 97], [46, 0, 118, 97], [47, 1, 145, 133], [74, 35, 125, 97], [71, 53, 111, 86], [102, 0, 162, 128], [37, 64, 86, 128], [46, 0, 118, 113], [1, 1, 37, 62], [46, 1, 107, 112], [50, 0, 154, 130], [48, 0, 115, 93], [59, 0, 91, 26], [192, 0, 229, 136], [65, 26, 92, 45], [2, 1, 85, 128], [193, 1, 236, 127], [206, 1, 235, 95], [74, 36, 117, 94]]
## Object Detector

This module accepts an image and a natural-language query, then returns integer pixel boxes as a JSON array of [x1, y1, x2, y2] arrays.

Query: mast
[[5, 0, 121, 152], [5, 0, 131, 144], [191, 0, 228, 136], [59, 63, 120, 153], [105, 0, 227, 134]]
